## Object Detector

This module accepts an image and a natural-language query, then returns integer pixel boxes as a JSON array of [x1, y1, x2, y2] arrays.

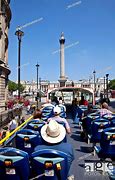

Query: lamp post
[[104, 76, 106, 98], [93, 70, 96, 105], [15, 29, 24, 98], [36, 63, 39, 108], [39, 77, 41, 102], [93, 70, 96, 94], [106, 74, 109, 100]]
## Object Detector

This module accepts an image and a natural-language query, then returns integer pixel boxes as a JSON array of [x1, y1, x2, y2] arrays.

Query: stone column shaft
[[60, 43, 65, 78]]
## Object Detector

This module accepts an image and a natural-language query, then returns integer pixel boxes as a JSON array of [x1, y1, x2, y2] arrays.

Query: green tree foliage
[[8, 80, 25, 94], [19, 84, 25, 93], [8, 80, 18, 93], [109, 79, 115, 90]]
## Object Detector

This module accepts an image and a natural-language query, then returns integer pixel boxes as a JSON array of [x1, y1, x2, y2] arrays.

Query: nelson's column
[[59, 32, 67, 87], [0, 0, 11, 112]]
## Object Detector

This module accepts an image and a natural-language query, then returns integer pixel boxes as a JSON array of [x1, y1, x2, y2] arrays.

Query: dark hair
[[33, 110, 42, 119], [88, 104, 93, 110], [59, 97, 62, 100]]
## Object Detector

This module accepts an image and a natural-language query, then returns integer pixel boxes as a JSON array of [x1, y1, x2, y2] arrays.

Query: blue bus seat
[[85, 114, 100, 135], [102, 114, 115, 121], [31, 149, 68, 180], [27, 119, 45, 132], [89, 119, 110, 143], [95, 127, 115, 160], [110, 119, 115, 127], [41, 106, 54, 121], [58, 105, 66, 118], [0, 147, 29, 180], [16, 129, 42, 154]]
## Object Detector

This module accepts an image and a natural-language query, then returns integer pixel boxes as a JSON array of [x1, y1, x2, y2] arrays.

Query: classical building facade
[[20, 77, 106, 97], [0, 0, 11, 112]]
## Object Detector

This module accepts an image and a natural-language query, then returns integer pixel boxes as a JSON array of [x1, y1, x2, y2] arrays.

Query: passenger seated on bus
[[71, 98, 79, 120], [79, 95, 88, 106], [48, 106, 71, 134], [81, 104, 97, 139], [33, 109, 42, 119], [83, 104, 97, 117], [59, 96, 63, 103], [35, 120, 74, 174], [59, 97, 66, 112], [51, 96, 59, 106], [98, 102, 113, 117]]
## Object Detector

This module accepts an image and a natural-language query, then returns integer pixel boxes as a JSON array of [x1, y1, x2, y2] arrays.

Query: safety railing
[[0, 115, 33, 145]]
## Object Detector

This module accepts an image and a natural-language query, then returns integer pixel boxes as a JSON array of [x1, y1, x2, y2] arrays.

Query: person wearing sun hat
[[41, 119, 66, 144], [34, 120, 74, 175], [48, 106, 71, 134]]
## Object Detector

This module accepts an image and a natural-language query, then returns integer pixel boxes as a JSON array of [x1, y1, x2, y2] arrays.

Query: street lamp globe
[[15, 29, 24, 40]]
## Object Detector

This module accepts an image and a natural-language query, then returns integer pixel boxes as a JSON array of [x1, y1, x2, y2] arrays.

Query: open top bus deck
[[0, 105, 115, 180]]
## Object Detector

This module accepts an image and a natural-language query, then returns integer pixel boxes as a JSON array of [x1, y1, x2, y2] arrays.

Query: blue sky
[[8, 0, 115, 82]]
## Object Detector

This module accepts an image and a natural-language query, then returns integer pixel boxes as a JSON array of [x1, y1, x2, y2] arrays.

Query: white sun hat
[[53, 106, 61, 115], [41, 120, 66, 144]]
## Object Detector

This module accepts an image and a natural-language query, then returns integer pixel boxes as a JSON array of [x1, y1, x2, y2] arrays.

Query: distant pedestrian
[[51, 96, 59, 106], [0, 128, 3, 140], [18, 116, 25, 125], [1, 126, 9, 139], [27, 105, 31, 114], [8, 117, 18, 132]]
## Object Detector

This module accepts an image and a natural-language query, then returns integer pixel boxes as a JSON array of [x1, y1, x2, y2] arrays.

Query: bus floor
[[67, 118, 110, 180]]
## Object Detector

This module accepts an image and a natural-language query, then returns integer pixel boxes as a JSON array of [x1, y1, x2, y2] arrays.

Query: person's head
[[53, 106, 61, 116], [3, 126, 8, 131], [87, 104, 93, 111], [15, 116, 19, 120], [52, 96, 59, 104], [21, 116, 25, 120], [102, 102, 109, 109], [81, 95, 84, 101], [59, 97, 62, 101], [33, 109, 42, 119], [41, 120, 66, 144]]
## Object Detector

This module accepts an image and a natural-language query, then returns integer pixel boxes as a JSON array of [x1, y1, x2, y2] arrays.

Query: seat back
[[41, 106, 54, 121], [102, 114, 115, 121], [31, 149, 68, 180], [16, 129, 42, 154], [77, 106, 84, 119], [111, 119, 115, 127], [85, 114, 100, 134], [100, 127, 115, 159], [58, 105, 66, 118], [91, 119, 110, 142], [27, 119, 45, 132], [0, 147, 29, 180]]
